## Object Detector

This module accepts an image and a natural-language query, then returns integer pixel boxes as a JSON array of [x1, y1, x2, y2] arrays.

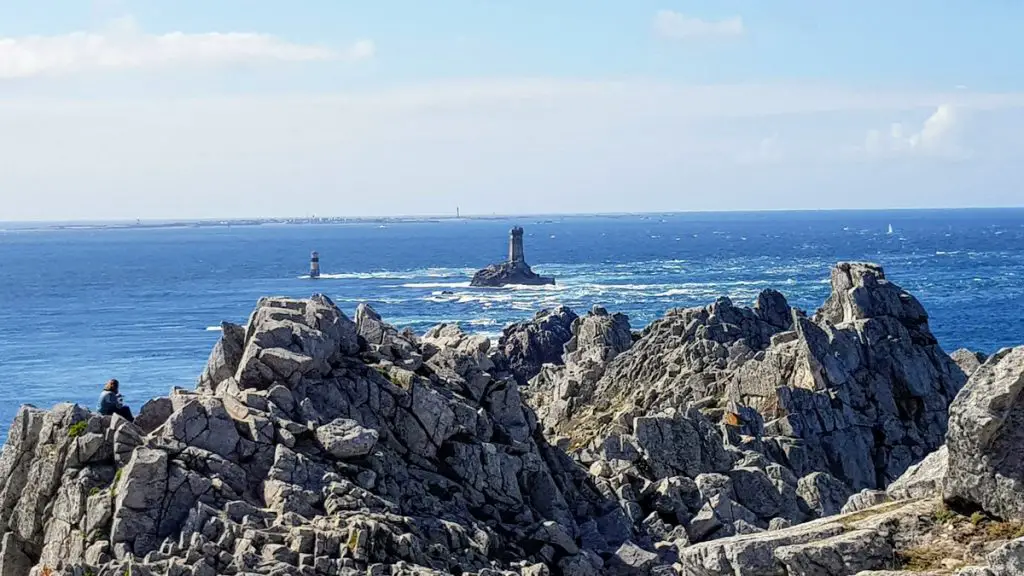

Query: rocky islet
[[0, 263, 1021, 575]]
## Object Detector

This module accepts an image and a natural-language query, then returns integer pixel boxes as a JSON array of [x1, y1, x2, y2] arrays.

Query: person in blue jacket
[[97, 378, 134, 422]]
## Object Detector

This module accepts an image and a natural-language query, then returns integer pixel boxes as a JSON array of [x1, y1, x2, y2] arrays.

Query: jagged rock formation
[[497, 307, 578, 385], [0, 261, 1013, 576], [667, 341, 1024, 575], [727, 262, 966, 491], [0, 295, 627, 576], [528, 291, 790, 445], [525, 306, 633, 439]]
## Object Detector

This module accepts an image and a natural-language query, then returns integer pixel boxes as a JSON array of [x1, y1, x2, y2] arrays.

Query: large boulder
[[944, 347, 1024, 519], [498, 306, 578, 385]]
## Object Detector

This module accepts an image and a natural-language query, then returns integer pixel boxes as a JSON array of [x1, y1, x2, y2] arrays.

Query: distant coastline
[[2, 206, 1022, 233]]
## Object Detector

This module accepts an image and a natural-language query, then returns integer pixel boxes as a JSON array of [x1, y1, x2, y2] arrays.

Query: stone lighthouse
[[470, 226, 554, 287], [508, 226, 526, 264], [309, 251, 321, 279]]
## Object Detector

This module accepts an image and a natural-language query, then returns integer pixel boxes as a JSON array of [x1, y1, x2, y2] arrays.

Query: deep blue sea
[[1, 210, 1022, 427]]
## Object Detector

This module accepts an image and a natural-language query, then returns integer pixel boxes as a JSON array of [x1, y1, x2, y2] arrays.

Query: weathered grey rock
[[606, 542, 660, 576], [498, 306, 578, 385], [0, 532, 32, 576], [775, 529, 895, 575], [797, 472, 854, 518], [730, 263, 966, 492], [135, 397, 174, 435], [315, 419, 378, 460], [945, 347, 1024, 519], [951, 348, 987, 378], [888, 445, 947, 501], [983, 536, 1024, 575], [842, 490, 890, 514], [197, 322, 246, 393]]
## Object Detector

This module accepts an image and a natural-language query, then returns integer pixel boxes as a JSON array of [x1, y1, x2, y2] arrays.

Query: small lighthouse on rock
[[309, 251, 321, 279], [508, 226, 526, 264]]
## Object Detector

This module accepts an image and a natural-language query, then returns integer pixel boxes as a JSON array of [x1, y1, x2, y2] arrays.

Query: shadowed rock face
[[498, 306, 579, 385], [945, 346, 1024, 520]]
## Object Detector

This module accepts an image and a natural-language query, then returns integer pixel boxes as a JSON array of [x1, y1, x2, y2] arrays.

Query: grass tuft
[[67, 420, 88, 438]]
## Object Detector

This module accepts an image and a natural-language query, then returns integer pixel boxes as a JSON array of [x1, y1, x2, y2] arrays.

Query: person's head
[[104, 379, 119, 393]]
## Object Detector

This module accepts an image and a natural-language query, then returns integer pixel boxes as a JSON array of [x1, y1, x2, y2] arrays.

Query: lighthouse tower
[[309, 251, 321, 279], [508, 227, 526, 264]]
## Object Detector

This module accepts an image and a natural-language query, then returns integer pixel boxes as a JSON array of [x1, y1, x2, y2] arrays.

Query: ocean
[[1, 209, 1022, 427]]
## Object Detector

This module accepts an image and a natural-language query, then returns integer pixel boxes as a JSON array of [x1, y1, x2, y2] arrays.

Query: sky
[[0, 1, 1022, 221]]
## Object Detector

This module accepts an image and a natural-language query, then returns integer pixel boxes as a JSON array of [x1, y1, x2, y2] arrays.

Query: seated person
[[97, 378, 134, 422]]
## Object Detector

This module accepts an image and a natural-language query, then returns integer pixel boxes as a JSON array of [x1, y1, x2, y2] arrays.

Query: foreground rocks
[[1, 261, 1016, 576], [0, 295, 623, 576]]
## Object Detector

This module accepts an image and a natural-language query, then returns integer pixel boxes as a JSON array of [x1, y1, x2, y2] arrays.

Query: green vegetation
[[67, 420, 88, 438], [89, 487, 100, 497], [933, 502, 960, 525], [970, 511, 986, 526]]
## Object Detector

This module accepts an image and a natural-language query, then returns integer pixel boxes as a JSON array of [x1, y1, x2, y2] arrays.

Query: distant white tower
[[310, 251, 321, 279]]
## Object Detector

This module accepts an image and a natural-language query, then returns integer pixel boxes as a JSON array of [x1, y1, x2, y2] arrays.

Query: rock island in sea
[[470, 226, 555, 287], [2, 262, 1024, 575]]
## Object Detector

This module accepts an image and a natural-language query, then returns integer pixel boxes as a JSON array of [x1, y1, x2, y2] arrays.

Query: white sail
[[887, 224, 894, 235]]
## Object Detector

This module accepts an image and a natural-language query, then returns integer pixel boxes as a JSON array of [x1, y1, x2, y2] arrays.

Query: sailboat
[[887, 224, 894, 235]]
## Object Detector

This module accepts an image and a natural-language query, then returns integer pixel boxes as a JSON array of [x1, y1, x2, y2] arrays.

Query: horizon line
[[5, 204, 1024, 228]]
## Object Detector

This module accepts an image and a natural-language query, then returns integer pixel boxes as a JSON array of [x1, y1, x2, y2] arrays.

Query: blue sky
[[0, 1, 1021, 220]]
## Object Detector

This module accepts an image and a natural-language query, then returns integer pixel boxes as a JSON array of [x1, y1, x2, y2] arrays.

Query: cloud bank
[[654, 11, 744, 40], [864, 104, 964, 157], [0, 80, 1020, 220], [0, 17, 372, 79]]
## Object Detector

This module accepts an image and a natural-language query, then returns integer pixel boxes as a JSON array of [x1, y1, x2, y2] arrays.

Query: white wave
[[401, 281, 472, 289], [205, 326, 223, 331], [655, 288, 694, 297], [468, 319, 499, 326], [304, 271, 414, 280], [505, 283, 569, 292]]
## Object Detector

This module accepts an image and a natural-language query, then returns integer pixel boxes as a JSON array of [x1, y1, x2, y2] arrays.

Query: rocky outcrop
[[0, 294, 625, 576], [728, 263, 966, 491], [498, 307, 578, 385], [1, 261, 1013, 576], [944, 346, 1024, 520], [528, 291, 788, 446], [525, 306, 633, 438], [471, 261, 555, 288]]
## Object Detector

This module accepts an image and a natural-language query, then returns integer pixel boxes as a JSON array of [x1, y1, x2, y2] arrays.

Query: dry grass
[[892, 503, 1024, 573], [898, 544, 963, 572]]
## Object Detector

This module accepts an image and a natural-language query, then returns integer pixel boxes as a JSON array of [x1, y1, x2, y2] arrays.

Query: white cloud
[[0, 17, 372, 79], [654, 11, 744, 40], [864, 104, 963, 157]]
